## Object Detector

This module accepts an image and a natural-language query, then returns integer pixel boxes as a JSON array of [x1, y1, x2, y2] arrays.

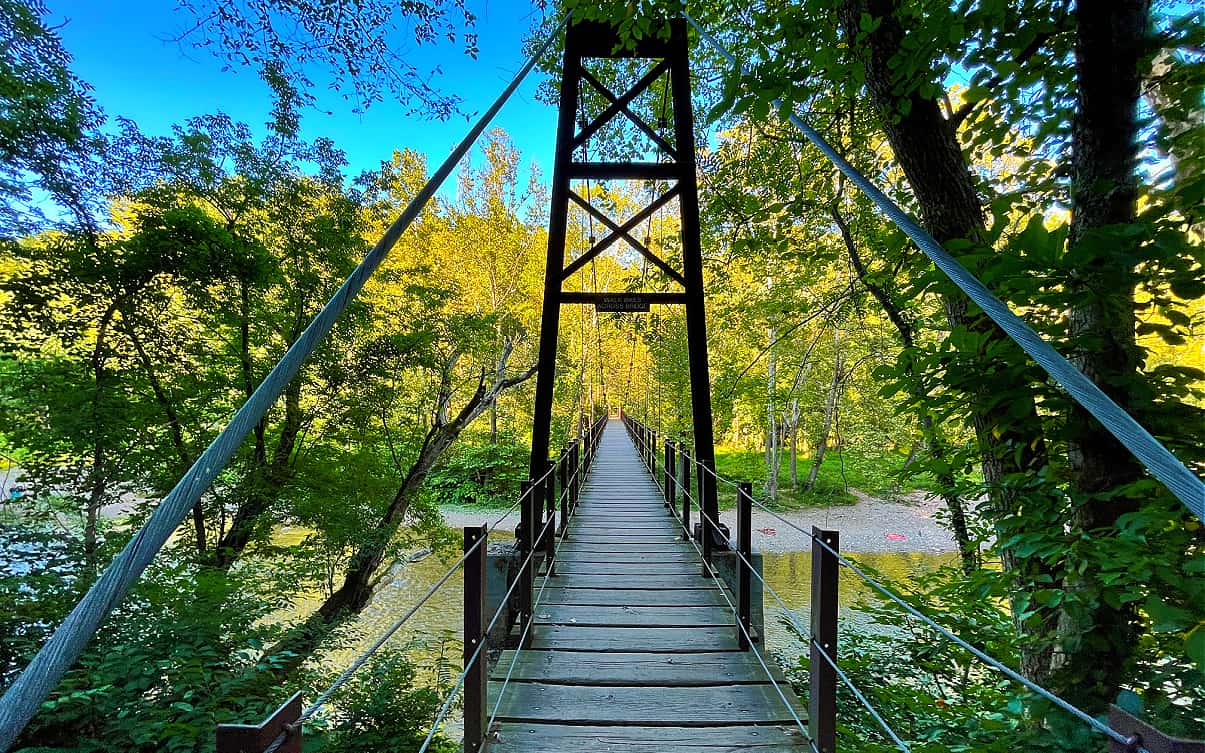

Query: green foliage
[[312, 650, 456, 753], [426, 434, 529, 509], [713, 446, 930, 509]]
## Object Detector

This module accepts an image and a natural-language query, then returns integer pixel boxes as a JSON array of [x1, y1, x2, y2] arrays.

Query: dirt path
[[444, 490, 957, 555]]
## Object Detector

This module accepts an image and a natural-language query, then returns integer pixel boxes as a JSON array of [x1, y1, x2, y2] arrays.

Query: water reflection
[[302, 529, 958, 667]]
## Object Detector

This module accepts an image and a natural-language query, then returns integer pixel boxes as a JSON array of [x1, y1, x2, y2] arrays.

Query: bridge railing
[[212, 417, 604, 753], [622, 412, 1202, 753]]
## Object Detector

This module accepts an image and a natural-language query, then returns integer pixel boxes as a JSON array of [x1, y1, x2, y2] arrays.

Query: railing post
[[544, 459, 557, 576], [571, 440, 580, 509], [518, 479, 534, 642], [1108, 705, 1205, 752], [216, 693, 302, 753], [737, 482, 753, 650], [558, 448, 569, 536], [663, 440, 674, 505], [810, 527, 839, 753], [700, 465, 714, 573], [679, 448, 691, 541], [463, 524, 488, 753]]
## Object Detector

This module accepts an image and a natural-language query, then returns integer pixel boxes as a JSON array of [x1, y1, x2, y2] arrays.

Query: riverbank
[[441, 489, 958, 555]]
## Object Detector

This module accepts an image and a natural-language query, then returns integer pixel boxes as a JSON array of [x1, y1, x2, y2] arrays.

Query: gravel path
[[443, 489, 957, 555]]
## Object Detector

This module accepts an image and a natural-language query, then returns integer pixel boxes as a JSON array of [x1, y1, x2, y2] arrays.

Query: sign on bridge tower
[[529, 18, 719, 528]]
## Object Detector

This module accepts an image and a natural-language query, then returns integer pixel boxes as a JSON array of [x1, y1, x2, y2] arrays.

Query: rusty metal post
[[544, 459, 556, 576], [1108, 705, 1205, 752], [558, 448, 569, 536], [518, 479, 534, 640], [737, 482, 753, 650], [663, 439, 674, 504], [810, 527, 839, 753], [216, 692, 302, 753], [463, 524, 488, 752], [679, 448, 691, 541]]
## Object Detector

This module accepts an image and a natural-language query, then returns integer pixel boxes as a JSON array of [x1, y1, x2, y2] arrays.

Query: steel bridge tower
[[528, 18, 719, 538]]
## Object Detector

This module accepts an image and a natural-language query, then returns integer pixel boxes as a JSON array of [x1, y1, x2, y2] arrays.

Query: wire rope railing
[[682, 16, 1203, 524], [208, 418, 605, 753], [416, 413, 606, 753], [0, 15, 574, 752], [623, 419, 819, 753], [623, 412, 1159, 753]]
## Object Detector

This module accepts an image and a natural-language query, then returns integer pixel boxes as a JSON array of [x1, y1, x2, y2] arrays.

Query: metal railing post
[[216, 693, 302, 753], [737, 482, 753, 650], [558, 448, 569, 536], [663, 440, 673, 504], [544, 459, 557, 576], [679, 448, 691, 541], [463, 524, 488, 752], [701, 466, 714, 573], [810, 527, 839, 753], [518, 479, 534, 641]]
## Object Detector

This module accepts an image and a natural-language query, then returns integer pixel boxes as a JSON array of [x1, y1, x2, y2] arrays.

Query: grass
[[429, 444, 933, 515], [711, 446, 933, 511]]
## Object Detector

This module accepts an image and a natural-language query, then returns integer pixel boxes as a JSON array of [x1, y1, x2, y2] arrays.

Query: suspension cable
[[683, 13, 1204, 523], [0, 16, 573, 750]]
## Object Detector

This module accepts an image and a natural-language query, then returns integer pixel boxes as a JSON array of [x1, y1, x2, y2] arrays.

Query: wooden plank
[[559, 552, 699, 564], [539, 587, 725, 607], [489, 683, 804, 725], [533, 604, 733, 627], [559, 542, 695, 554], [490, 650, 778, 684], [554, 561, 699, 576], [529, 625, 739, 651], [485, 723, 809, 753], [566, 534, 684, 544], [552, 573, 711, 590]]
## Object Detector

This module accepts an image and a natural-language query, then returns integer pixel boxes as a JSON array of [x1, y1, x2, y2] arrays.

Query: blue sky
[[51, 0, 558, 190]]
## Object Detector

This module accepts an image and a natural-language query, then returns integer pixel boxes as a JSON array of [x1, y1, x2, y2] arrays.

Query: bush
[[426, 435, 528, 509]]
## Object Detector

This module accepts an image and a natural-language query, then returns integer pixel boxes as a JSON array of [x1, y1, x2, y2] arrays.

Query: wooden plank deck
[[487, 419, 810, 752]]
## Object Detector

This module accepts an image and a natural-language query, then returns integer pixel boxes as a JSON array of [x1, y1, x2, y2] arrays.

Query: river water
[[289, 525, 958, 672]]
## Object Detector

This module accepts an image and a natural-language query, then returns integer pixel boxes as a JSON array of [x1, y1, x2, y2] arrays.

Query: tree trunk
[[831, 203, 978, 574], [215, 378, 304, 568], [838, 0, 1056, 677], [265, 352, 537, 671], [805, 337, 843, 491], [123, 320, 205, 553], [766, 324, 778, 498], [1055, 0, 1150, 712]]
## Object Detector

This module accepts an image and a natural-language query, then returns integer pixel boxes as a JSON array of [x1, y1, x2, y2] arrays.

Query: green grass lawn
[[710, 446, 932, 510]]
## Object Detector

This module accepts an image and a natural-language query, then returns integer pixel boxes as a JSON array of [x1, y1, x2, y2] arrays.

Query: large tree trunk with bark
[[838, 0, 1057, 679], [1055, 0, 1150, 712]]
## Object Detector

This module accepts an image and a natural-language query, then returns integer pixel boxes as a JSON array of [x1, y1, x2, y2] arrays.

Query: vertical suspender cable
[[0, 15, 570, 751], [684, 14, 1204, 522]]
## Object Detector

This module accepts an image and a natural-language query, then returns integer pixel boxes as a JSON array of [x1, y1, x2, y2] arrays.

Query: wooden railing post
[[737, 482, 753, 650], [463, 524, 488, 753], [810, 527, 839, 753], [518, 479, 534, 641], [679, 448, 691, 541]]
